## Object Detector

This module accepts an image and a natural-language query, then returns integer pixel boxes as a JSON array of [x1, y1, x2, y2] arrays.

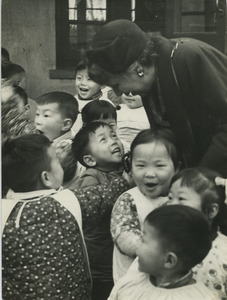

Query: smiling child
[[111, 128, 180, 282], [71, 121, 125, 300]]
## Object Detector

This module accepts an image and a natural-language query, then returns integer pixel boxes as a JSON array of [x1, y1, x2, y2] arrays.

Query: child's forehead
[[95, 124, 110, 132], [134, 141, 168, 154], [37, 102, 61, 112], [76, 68, 88, 76], [100, 116, 116, 122], [89, 124, 111, 136]]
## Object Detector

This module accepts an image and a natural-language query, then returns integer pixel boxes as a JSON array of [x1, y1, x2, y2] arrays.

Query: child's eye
[[168, 194, 172, 200], [76, 76, 82, 80], [156, 164, 166, 168], [44, 114, 50, 118], [135, 164, 145, 168], [179, 197, 186, 201], [100, 138, 106, 142]]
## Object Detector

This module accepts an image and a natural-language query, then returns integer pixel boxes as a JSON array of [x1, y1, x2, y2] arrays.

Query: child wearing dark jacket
[[72, 121, 126, 300]]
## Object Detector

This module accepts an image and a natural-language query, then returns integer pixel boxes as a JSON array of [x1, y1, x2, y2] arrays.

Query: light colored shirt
[[108, 258, 218, 300], [117, 104, 150, 144]]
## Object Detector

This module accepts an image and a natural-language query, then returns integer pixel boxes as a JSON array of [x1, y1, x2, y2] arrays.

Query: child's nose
[[81, 77, 87, 85], [110, 137, 118, 145], [35, 115, 42, 125], [145, 167, 156, 177]]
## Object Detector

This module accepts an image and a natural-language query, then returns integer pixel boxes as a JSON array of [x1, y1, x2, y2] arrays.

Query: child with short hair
[[72, 121, 124, 189], [75, 61, 104, 109], [108, 205, 217, 300], [2, 134, 129, 300], [82, 99, 117, 132], [111, 128, 180, 282], [35, 91, 82, 184], [72, 61, 114, 135], [71, 121, 125, 300], [2, 62, 37, 121], [81, 99, 130, 152], [117, 93, 150, 144], [35, 91, 78, 142], [167, 167, 227, 299]]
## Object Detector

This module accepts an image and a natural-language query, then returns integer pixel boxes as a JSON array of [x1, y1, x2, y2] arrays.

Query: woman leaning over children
[[85, 19, 227, 177]]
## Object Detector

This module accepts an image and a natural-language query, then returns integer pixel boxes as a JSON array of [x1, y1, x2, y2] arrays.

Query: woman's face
[[106, 64, 155, 98], [121, 93, 143, 109]]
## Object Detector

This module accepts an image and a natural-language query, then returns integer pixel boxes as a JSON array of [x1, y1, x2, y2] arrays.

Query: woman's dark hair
[[2, 134, 52, 193], [170, 167, 227, 236], [145, 205, 211, 272], [82, 100, 117, 125], [85, 32, 162, 85], [123, 128, 179, 173]]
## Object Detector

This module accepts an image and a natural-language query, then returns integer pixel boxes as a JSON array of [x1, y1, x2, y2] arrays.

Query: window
[[55, 0, 107, 71], [53, 0, 166, 77], [173, 0, 216, 32]]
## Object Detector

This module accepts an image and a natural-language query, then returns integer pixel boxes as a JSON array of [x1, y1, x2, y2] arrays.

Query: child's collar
[[6, 187, 63, 201], [95, 165, 124, 174], [157, 270, 195, 289], [52, 130, 73, 145]]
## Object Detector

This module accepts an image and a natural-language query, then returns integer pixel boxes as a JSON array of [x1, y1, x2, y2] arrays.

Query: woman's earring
[[138, 71, 144, 77]]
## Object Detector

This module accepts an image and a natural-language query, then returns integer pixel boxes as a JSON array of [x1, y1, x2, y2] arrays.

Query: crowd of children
[[2, 45, 227, 300]]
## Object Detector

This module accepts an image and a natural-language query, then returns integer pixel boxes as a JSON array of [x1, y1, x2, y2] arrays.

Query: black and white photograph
[[1, 1, 227, 299]]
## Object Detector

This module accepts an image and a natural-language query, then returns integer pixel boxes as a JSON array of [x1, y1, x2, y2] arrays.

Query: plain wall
[[1, 0, 75, 100]]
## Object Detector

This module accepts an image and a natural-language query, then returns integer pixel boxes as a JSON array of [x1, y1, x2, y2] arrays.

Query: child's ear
[[25, 104, 30, 111], [164, 252, 178, 269], [62, 118, 73, 132], [207, 203, 219, 220], [41, 171, 52, 188], [83, 155, 97, 167]]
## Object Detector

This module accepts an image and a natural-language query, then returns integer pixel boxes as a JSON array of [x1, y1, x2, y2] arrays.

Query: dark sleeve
[[174, 40, 227, 175], [199, 125, 227, 176], [75, 177, 129, 228]]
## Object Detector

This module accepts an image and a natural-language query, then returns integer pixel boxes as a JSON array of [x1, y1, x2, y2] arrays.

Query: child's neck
[[78, 91, 102, 101], [52, 130, 71, 142], [96, 162, 123, 173], [151, 269, 188, 287]]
